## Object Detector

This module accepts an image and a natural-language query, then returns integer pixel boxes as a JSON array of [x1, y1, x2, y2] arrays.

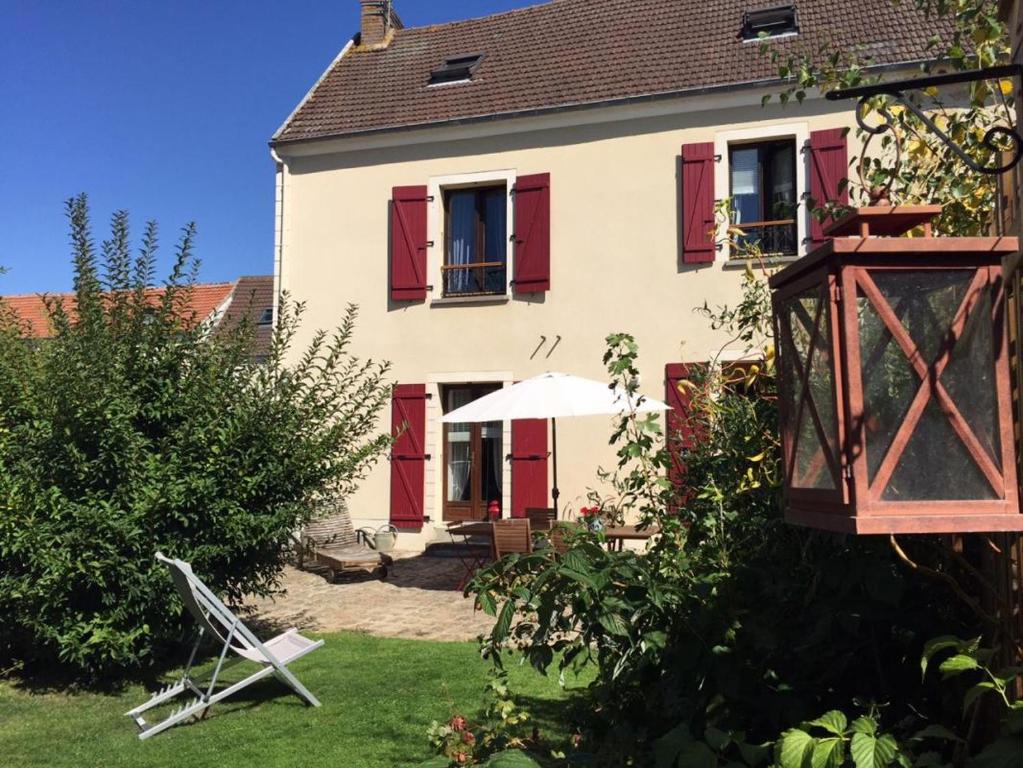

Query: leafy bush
[[0, 196, 392, 679], [761, 637, 1023, 768]]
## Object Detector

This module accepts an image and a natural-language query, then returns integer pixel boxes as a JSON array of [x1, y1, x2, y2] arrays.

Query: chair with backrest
[[299, 496, 393, 580], [548, 522, 579, 555], [524, 507, 557, 532], [492, 519, 533, 559], [125, 553, 323, 740]]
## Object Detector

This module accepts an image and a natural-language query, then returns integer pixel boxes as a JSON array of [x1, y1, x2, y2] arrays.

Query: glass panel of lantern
[[857, 270, 1000, 502], [777, 287, 839, 490]]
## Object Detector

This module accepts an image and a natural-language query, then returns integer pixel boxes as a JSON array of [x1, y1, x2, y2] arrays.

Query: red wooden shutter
[[807, 129, 850, 251], [390, 186, 428, 301], [665, 364, 700, 501], [513, 173, 551, 294], [510, 419, 549, 518], [389, 384, 428, 530], [681, 142, 717, 264]]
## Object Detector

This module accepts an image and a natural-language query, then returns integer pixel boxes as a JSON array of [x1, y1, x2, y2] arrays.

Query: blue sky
[[0, 0, 537, 294]]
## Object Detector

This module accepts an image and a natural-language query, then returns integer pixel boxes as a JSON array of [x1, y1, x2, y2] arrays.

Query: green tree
[[0, 195, 393, 678]]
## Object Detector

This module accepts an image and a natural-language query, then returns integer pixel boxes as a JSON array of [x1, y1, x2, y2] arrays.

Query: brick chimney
[[359, 0, 402, 49]]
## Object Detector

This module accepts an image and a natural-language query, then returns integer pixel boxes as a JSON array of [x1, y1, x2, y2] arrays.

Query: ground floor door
[[442, 384, 503, 522]]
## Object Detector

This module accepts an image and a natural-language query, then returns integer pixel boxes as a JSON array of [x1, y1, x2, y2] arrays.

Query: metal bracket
[[825, 64, 1023, 175]]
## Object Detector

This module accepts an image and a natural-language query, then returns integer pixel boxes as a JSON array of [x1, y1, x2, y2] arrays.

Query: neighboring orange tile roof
[[0, 282, 236, 339], [274, 0, 949, 144]]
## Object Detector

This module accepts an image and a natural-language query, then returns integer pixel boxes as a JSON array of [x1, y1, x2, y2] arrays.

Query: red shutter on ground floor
[[389, 384, 428, 530], [807, 128, 850, 251], [665, 364, 701, 502], [390, 185, 429, 301], [510, 419, 549, 518], [681, 142, 717, 264], [513, 173, 551, 294]]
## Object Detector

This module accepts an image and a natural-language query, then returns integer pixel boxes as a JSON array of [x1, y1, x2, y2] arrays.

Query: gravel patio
[[244, 552, 496, 642]]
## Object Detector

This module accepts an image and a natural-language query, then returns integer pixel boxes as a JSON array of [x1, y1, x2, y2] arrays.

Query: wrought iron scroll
[[825, 64, 1023, 175]]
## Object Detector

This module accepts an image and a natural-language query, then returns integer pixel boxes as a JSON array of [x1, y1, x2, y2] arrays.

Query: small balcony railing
[[442, 262, 507, 297], [731, 219, 798, 259]]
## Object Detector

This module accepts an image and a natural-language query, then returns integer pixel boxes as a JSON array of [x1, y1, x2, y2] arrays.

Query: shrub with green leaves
[[0, 195, 392, 679]]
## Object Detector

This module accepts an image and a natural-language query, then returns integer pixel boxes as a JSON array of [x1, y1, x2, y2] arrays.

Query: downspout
[[270, 147, 286, 329]]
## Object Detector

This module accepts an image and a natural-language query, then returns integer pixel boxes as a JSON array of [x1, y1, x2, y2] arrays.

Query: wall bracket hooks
[[530, 336, 547, 360], [545, 335, 562, 359]]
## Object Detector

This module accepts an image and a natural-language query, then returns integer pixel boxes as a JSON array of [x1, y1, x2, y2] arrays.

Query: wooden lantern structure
[[770, 205, 1023, 534]]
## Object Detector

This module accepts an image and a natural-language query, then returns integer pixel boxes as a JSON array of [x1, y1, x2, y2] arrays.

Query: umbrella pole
[[551, 417, 560, 509]]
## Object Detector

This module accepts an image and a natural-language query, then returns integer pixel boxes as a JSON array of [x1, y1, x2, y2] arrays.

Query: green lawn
[[0, 633, 588, 768]]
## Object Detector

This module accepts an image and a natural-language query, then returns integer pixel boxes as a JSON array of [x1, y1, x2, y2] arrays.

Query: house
[[270, 0, 943, 549], [215, 275, 276, 362], [1, 276, 275, 359]]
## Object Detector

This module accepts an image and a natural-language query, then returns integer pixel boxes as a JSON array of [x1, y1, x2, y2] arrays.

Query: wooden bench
[[311, 546, 393, 582]]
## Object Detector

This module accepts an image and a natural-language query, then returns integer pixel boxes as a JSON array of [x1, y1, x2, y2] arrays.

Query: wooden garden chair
[[492, 519, 533, 559], [299, 498, 393, 581], [548, 522, 579, 555], [524, 507, 557, 531]]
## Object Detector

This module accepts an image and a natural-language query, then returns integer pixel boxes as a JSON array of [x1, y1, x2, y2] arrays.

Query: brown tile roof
[[0, 282, 236, 339], [274, 0, 947, 144], [216, 275, 276, 359]]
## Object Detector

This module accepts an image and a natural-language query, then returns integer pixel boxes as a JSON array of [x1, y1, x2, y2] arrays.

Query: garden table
[[446, 521, 494, 591], [603, 525, 659, 552]]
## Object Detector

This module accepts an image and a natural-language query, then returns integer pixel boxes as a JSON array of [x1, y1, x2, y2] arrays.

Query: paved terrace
[[244, 553, 496, 642]]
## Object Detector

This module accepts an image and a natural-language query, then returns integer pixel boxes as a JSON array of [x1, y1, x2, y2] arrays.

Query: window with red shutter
[[390, 186, 429, 301], [807, 128, 850, 251], [681, 142, 717, 264], [727, 139, 798, 257], [510, 419, 549, 518], [390, 384, 428, 530], [512, 173, 550, 294]]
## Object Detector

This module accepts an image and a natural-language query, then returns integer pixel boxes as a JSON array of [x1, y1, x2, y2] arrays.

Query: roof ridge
[[0, 281, 238, 300], [397, 0, 559, 34], [0, 292, 67, 299]]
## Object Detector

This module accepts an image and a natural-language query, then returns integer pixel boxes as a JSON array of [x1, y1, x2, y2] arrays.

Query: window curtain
[[730, 147, 760, 225], [446, 389, 474, 502], [448, 191, 476, 294], [770, 144, 796, 219], [482, 421, 503, 503], [483, 192, 507, 293]]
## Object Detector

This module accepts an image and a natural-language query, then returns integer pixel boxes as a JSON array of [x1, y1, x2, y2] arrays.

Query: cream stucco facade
[[272, 86, 864, 550]]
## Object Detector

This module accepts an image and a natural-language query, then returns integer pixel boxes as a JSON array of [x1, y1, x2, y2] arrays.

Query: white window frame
[[714, 122, 809, 262], [428, 170, 516, 304]]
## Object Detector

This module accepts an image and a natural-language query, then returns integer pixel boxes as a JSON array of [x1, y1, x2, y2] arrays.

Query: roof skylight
[[741, 5, 799, 41], [429, 53, 485, 86]]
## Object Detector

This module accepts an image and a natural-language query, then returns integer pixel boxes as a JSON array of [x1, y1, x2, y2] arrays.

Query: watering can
[[359, 524, 398, 553]]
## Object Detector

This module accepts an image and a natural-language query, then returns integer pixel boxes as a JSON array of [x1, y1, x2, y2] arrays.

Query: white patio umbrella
[[440, 372, 669, 507]]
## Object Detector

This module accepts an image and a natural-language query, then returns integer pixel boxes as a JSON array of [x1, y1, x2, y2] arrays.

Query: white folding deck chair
[[126, 552, 323, 741]]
